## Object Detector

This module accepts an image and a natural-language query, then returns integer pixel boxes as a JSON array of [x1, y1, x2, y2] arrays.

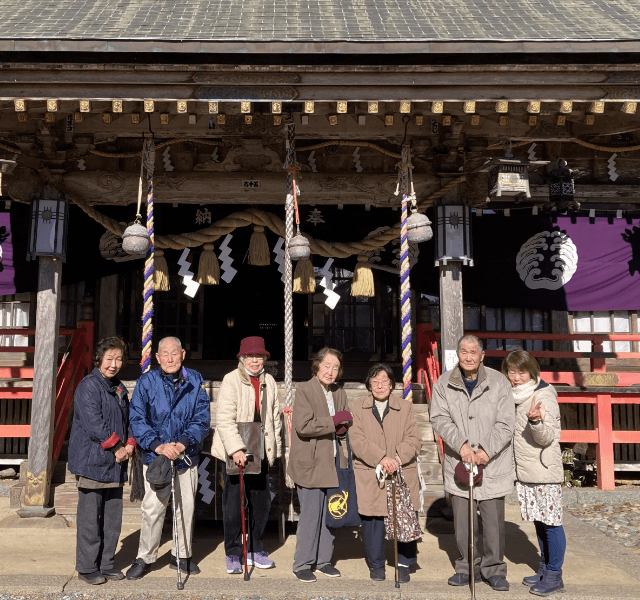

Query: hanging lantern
[[496, 164, 531, 197], [433, 204, 473, 266], [548, 158, 579, 210], [406, 212, 433, 243], [122, 221, 150, 255], [289, 234, 311, 260], [27, 194, 70, 262]]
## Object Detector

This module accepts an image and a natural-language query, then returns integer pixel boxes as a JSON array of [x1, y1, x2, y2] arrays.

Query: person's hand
[[156, 443, 180, 460], [332, 410, 353, 427], [125, 444, 136, 457], [232, 450, 247, 467], [460, 443, 476, 465], [114, 447, 128, 463], [527, 397, 544, 422], [475, 449, 490, 465], [380, 456, 398, 474], [172, 442, 186, 455]]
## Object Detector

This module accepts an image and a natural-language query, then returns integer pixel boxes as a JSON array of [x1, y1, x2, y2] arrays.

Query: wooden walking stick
[[468, 462, 476, 600], [239, 462, 250, 581], [392, 474, 400, 589]]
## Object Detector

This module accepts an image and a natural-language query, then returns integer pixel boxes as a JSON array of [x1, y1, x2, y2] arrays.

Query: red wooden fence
[[0, 322, 94, 462], [416, 324, 640, 490]]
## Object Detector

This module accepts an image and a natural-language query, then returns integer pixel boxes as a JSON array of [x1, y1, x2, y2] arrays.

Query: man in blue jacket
[[126, 336, 210, 580]]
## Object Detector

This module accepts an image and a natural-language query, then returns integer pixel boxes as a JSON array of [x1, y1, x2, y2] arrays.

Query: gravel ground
[[570, 501, 640, 548]]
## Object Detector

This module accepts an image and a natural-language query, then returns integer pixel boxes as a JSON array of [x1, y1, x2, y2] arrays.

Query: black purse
[[145, 454, 172, 487], [325, 433, 361, 528]]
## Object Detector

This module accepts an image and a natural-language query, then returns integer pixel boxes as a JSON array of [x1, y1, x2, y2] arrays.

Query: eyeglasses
[[371, 379, 391, 388]]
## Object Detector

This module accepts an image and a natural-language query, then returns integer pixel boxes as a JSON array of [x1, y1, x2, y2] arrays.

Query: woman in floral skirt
[[502, 350, 566, 597]]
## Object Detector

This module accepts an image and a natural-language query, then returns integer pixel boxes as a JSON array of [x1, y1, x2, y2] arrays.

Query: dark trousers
[[222, 459, 272, 557], [76, 487, 123, 574], [360, 515, 417, 569], [451, 494, 506, 579], [534, 521, 566, 572]]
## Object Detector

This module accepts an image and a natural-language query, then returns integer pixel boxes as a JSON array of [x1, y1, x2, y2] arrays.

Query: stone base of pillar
[[16, 506, 55, 518]]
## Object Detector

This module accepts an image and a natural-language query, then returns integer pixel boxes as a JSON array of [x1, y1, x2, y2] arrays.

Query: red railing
[[0, 322, 94, 461], [416, 324, 640, 490]]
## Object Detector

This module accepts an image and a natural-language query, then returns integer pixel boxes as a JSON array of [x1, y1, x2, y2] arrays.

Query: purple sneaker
[[246, 551, 275, 569], [226, 555, 242, 574]]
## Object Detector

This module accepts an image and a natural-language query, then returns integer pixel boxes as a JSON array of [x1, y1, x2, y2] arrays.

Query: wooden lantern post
[[18, 256, 62, 516]]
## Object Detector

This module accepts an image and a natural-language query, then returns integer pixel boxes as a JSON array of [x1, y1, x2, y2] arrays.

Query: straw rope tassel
[[141, 142, 156, 373], [283, 120, 296, 489]]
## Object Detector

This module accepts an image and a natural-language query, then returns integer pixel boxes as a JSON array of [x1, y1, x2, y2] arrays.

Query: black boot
[[530, 569, 565, 597], [170, 555, 201, 574], [523, 561, 546, 586], [125, 559, 149, 581]]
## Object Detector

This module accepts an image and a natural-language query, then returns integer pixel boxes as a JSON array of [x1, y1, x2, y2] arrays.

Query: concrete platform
[[0, 496, 639, 599]]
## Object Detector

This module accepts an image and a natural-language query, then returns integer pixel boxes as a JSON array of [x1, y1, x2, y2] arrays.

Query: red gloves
[[333, 410, 352, 436]]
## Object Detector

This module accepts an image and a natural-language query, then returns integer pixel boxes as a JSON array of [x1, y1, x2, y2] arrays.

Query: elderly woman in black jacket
[[68, 337, 135, 585]]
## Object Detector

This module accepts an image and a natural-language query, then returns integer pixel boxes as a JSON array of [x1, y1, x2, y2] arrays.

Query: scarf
[[511, 377, 540, 406]]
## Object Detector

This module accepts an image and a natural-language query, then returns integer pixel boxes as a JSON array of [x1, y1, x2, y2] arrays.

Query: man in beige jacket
[[430, 334, 515, 592]]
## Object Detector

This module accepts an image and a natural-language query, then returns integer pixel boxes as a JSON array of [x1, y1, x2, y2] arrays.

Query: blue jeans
[[534, 521, 566, 572]]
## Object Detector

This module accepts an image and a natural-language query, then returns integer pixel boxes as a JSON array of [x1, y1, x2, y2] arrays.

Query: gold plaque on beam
[[528, 115, 538, 126], [273, 115, 283, 125], [14, 99, 26, 112], [527, 101, 541, 114], [463, 101, 476, 114], [337, 101, 348, 113], [112, 100, 123, 113], [271, 101, 282, 114], [560, 101, 573, 114], [177, 101, 188, 113], [431, 101, 444, 114], [74, 112, 83, 123], [384, 115, 394, 126], [556, 115, 566, 126], [131, 113, 140, 124], [582, 372, 618, 387], [304, 101, 314, 114], [47, 100, 58, 112], [144, 100, 155, 113], [79, 100, 90, 113], [622, 101, 637, 114], [442, 115, 452, 126], [240, 101, 252, 114], [414, 115, 424, 126], [102, 113, 112, 124], [495, 100, 509, 113], [208, 101, 219, 114], [590, 101, 605, 114], [328, 114, 338, 126], [217, 114, 226, 125], [368, 101, 379, 113], [45, 112, 56, 122], [17, 113, 27, 123], [470, 114, 480, 126], [161, 113, 170, 124], [499, 115, 509, 126], [585, 114, 595, 125], [244, 114, 253, 125], [400, 101, 411, 114]]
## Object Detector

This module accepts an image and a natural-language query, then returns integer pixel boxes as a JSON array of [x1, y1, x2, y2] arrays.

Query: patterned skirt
[[516, 482, 563, 526]]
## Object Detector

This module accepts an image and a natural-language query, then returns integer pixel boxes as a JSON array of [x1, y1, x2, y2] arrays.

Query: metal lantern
[[289, 234, 311, 260], [433, 204, 473, 266], [0, 159, 17, 174], [406, 212, 433, 243], [548, 158, 579, 210], [27, 195, 69, 262], [122, 222, 151, 255]]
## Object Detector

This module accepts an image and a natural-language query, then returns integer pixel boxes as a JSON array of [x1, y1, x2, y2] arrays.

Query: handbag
[[384, 464, 423, 543], [325, 433, 361, 528], [225, 383, 267, 476]]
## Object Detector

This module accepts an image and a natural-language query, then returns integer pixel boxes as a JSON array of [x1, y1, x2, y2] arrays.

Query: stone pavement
[[1, 496, 639, 600]]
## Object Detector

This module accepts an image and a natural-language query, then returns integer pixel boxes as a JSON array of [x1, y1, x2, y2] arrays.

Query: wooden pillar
[[19, 257, 62, 516], [439, 261, 464, 372]]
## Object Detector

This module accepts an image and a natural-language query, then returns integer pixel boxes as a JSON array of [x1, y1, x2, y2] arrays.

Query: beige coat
[[350, 393, 421, 517], [430, 364, 516, 501], [210, 364, 282, 466], [287, 377, 348, 489], [514, 381, 564, 484]]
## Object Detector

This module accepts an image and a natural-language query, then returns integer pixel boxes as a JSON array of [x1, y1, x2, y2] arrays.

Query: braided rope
[[89, 138, 227, 158], [283, 120, 295, 411], [141, 142, 156, 373], [399, 145, 413, 402], [297, 140, 402, 158], [0, 142, 21, 155]]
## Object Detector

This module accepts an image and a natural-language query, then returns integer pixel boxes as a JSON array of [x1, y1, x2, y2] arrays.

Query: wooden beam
[[97, 275, 118, 340], [439, 262, 464, 374], [19, 257, 62, 517]]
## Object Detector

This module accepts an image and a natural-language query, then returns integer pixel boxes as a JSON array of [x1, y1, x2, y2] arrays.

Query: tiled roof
[[0, 0, 638, 43]]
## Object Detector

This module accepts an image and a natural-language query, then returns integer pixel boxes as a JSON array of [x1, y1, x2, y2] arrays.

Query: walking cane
[[239, 462, 250, 581], [468, 462, 476, 600], [391, 473, 400, 589], [170, 459, 184, 590]]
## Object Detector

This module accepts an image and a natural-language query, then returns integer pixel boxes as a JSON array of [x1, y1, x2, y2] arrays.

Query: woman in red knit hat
[[210, 336, 282, 574]]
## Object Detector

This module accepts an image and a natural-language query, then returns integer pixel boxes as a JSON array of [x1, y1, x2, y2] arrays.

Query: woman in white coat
[[502, 350, 565, 597], [211, 336, 282, 575]]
